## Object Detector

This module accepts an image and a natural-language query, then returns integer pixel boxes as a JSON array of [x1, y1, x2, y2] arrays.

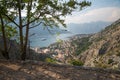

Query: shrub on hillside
[[108, 59, 114, 64], [45, 58, 57, 63], [69, 59, 84, 66]]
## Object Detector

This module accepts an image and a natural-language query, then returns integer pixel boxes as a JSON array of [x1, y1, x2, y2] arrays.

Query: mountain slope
[[79, 19, 120, 69]]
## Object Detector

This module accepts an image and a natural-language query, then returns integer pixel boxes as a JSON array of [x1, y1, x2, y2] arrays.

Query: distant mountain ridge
[[66, 21, 112, 34]]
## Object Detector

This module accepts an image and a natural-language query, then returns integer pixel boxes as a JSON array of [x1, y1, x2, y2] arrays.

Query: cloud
[[65, 7, 120, 24], [21, 10, 27, 17]]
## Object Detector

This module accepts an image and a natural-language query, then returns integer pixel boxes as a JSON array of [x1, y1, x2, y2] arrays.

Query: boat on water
[[41, 38, 47, 41]]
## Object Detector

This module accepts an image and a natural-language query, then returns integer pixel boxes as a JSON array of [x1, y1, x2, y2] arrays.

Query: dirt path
[[0, 60, 120, 80]]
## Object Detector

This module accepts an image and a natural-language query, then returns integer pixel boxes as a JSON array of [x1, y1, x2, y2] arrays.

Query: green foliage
[[45, 58, 57, 63], [0, 25, 18, 39], [67, 0, 76, 8], [96, 63, 108, 68], [0, 0, 91, 27], [5, 26, 18, 39], [108, 59, 114, 64], [57, 39, 63, 43], [22, 0, 30, 3], [69, 59, 84, 66], [74, 37, 92, 55]]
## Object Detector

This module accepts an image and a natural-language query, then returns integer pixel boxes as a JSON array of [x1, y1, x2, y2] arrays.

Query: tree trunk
[[22, 0, 32, 60], [0, 14, 9, 59], [18, 0, 24, 60]]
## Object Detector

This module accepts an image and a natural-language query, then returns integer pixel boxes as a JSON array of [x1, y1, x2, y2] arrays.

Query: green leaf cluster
[[45, 57, 57, 63], [0, 25, 18, 39], [69, 59, 84, 66]]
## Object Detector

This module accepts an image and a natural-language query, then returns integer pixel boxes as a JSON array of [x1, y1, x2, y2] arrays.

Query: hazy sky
[[65, 0, 120, 24]]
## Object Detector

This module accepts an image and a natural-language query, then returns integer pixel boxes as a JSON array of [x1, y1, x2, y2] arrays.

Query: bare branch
[[23, 10, 51, 27], [46, 26, 54, 35], [23, 14, 41, 27], [29, 22, 42, 29], [3, 14, 20, 27]]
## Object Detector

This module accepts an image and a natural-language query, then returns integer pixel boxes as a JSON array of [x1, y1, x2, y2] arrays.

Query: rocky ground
[[0, 60, 120, 80]]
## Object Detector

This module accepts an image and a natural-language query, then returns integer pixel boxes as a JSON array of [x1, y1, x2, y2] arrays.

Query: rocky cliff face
[[0, 38, 21, 60], [79, 19, 120, 69]]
